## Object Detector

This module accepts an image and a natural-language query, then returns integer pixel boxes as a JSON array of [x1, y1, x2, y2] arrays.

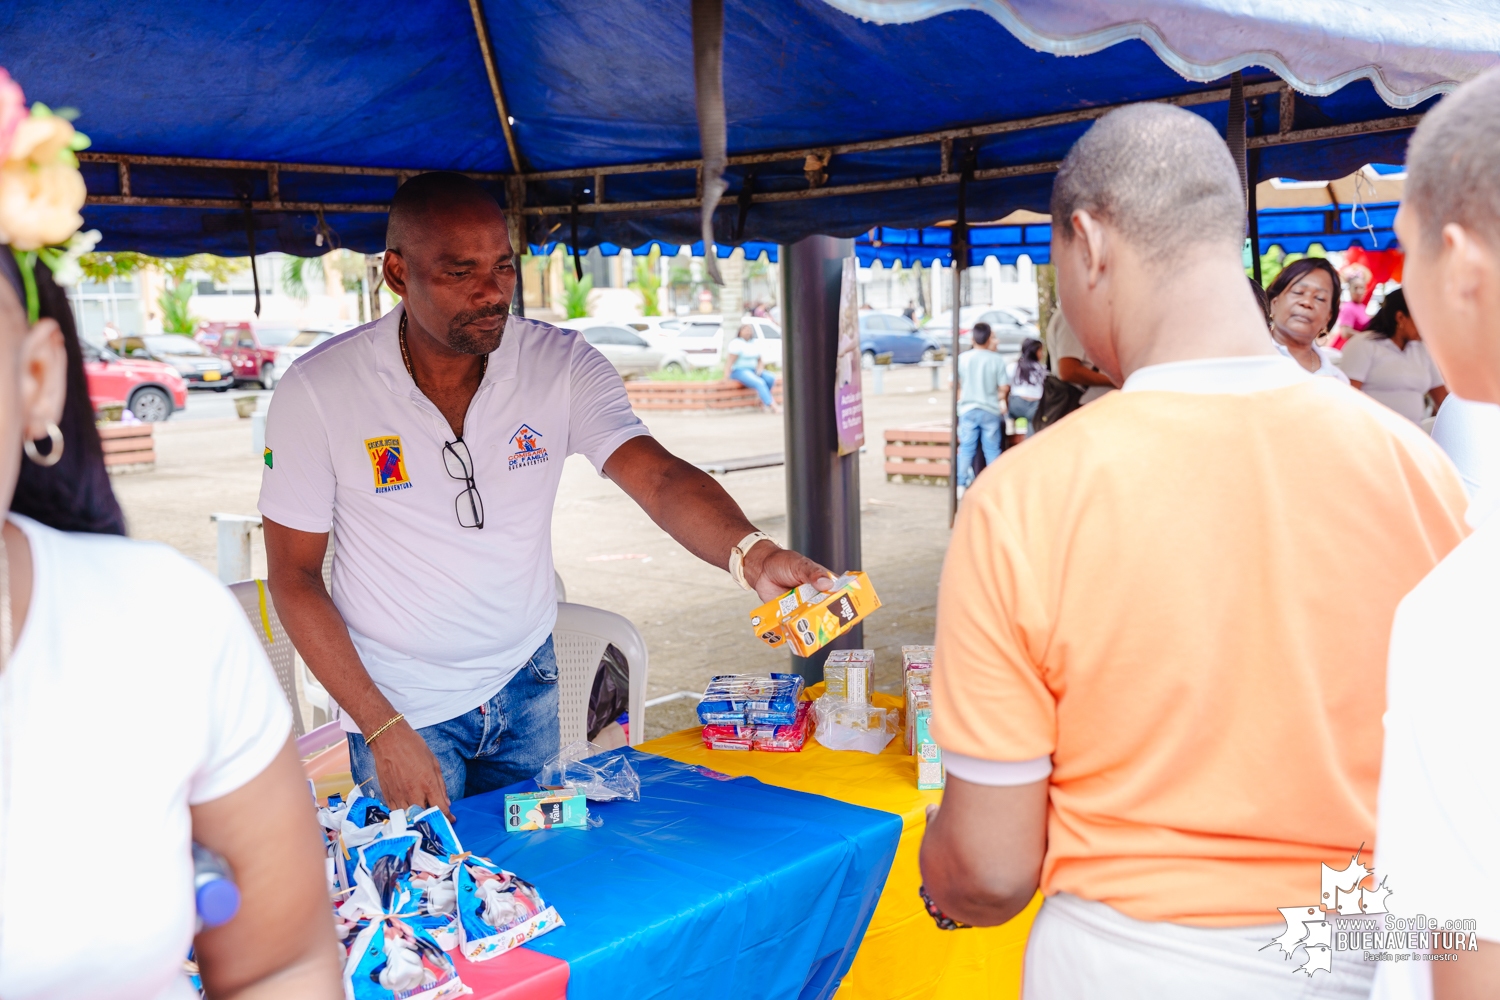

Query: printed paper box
[[749, 572, 881, 657]]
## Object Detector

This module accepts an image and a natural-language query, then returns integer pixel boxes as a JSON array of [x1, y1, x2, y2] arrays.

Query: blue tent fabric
[[849, 200, 1400, 266], [450, 749, 902, 1000], [0, 1, 1441, 256]]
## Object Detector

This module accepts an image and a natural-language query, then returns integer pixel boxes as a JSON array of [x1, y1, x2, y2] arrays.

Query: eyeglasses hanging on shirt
[[442, 439, 485, 529]]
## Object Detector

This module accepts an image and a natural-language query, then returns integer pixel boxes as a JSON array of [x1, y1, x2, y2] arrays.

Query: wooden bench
[[98, 422, 156, 473], [884, 423, 951, 484], [624, 378, 783, 411]]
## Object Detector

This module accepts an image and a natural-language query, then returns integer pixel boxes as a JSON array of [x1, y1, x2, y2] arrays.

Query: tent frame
[[78, 80, 1420, 222]]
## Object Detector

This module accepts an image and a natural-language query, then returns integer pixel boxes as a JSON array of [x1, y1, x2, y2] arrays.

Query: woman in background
[[1339, 288, 1448, 423], [1001, 337, 1046, 440], [1265, 257, 1348, 382], [0, 255, 340, 999]]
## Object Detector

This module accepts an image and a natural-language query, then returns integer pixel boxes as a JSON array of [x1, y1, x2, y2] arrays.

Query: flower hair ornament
[[0, 67, 99, 324]]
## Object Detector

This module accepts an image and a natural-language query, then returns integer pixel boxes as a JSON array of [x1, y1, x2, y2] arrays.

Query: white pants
[[1023, 893, 1376, 1000]]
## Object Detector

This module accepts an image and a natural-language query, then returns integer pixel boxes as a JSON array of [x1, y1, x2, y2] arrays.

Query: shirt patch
[[365, 435, 413, 493], [508, 423, 549, 471], [263, 447, 273, 469]]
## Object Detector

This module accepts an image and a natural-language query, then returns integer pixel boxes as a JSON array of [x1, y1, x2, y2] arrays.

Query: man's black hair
[[386, 171, 503, 251], [971, 322, 992, 346]]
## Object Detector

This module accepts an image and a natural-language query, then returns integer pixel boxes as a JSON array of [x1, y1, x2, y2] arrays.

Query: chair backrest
[[227, 579, 307, 737], [552, 602, 648, 747]]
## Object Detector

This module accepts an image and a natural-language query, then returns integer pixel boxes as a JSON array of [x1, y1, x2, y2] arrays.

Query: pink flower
[[0, 69, 24, 165]]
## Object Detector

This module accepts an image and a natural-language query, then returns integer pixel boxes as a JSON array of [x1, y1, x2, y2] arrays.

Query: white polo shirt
[[258, 306, 650, 732]]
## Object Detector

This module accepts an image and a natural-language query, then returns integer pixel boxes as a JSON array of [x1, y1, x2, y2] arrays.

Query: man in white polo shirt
[[260, 172, 832, 814]]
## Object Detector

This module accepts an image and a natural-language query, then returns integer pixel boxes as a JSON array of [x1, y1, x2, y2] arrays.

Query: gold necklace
[[399, 312, 488, 382]]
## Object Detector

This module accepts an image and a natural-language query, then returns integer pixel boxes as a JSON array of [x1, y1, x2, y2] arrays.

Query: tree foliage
[[629, 246, 662, 316], [78, 252, 246, 285], [562, 268, 592, 319], [158, 280, 198, 334]]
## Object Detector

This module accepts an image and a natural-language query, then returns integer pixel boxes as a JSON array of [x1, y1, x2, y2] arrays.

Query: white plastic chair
[[552, 602, 648, 747], [227, 579, 307, 738]]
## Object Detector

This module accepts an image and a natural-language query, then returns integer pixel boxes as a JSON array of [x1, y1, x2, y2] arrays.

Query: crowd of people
[[923, 69, 1500, 999]]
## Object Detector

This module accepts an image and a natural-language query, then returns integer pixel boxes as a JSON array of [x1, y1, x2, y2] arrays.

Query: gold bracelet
[[365, 713, 405, 746]]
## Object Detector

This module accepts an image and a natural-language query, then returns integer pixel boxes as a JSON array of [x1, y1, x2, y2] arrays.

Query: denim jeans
[[957, 407, 1001, 486], [731, 367, 777, 407], [348, 636, 561, 803], [1009, 395, 1039, 434]]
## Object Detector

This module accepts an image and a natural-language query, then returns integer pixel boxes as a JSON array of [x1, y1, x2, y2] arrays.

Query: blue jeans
[[731, 367, 777, 407], [957, 407, 1001, 487], [349, 636, 561, 803], [1008, 395, 1039, 434]]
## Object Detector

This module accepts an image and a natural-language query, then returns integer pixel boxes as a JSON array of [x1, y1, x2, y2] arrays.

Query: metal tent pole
[[780, 234, 861, 684]]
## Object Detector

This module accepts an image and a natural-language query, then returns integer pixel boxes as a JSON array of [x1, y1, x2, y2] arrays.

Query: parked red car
[[197, 321, 302, 388], [82, 341, 188, 421]]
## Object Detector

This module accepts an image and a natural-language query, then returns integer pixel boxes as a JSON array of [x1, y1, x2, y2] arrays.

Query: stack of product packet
[[902, 645, 944, 789], [698, 673, 811, 751], [813, 649, 899, 752]]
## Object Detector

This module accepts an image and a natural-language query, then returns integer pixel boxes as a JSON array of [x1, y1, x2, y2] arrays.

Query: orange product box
[[748, 572, 882, 657]]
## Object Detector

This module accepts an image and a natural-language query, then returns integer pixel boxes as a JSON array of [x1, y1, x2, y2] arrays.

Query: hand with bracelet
[[361, 710, 453, 819]]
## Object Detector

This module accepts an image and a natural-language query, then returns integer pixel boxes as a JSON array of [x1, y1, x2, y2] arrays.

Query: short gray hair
[[1406, 66, 1500, 252], [1050, 103, 1245, 264]]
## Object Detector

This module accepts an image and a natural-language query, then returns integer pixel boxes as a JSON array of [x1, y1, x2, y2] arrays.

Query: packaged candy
[[454, 857, 564, 962], [749, 572, 882, 657], [697, 673, 804, 726], [503, 788, 588, 831], [752, 700, 813, 752], [701, 699, 813, 752], [343, 916, 465, 1000]]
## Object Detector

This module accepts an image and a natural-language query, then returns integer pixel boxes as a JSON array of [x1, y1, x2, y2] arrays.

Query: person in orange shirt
[[918, 103, 1468, 998]]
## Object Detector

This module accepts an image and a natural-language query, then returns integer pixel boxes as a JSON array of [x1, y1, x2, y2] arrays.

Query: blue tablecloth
[[452, 749, 902, 1000]]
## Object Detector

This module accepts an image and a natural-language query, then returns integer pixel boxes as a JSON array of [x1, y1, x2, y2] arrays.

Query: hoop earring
[[23, 422, 64, 468]]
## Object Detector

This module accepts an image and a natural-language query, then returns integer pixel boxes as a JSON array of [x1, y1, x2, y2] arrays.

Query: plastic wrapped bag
[[535, 740, 641, 802], [812, 697, 899, 754]]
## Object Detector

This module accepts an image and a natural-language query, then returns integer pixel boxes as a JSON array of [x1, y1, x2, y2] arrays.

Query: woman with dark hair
[[1339, 288, 1449, 423], [1002, 337, 1046, 439], [0, 254, 342, 995], [8, 258, 126, 534], [1264, 257, 1348, 382]]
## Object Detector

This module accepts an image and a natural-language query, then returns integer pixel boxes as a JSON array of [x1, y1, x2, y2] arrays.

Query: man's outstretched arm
[[602, 435, 834, 600], [919, 775, 1048, 926]]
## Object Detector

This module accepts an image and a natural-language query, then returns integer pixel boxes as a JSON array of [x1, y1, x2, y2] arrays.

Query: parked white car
[[670, 315, 783, 370], [559, 317, 690, 376], [270, 324, 356, 384]]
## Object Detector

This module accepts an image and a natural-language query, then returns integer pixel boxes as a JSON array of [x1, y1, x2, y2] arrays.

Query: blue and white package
[[696, 673, 805, 726], [453, 856, 563, 962], [343, 917, 465, 1000]]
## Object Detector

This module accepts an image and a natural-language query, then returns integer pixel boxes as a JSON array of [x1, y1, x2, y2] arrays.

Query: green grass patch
[[645, 365, 725, 381]]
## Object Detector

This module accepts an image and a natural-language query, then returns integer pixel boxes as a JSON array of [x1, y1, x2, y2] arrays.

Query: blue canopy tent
[[2, 0, 1492, 258]]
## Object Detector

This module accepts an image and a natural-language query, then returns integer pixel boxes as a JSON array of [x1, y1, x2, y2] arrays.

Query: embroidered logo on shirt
[[365, 435, 413, 493], [263, 447, 273, 469], [507, 424, 548, 471]]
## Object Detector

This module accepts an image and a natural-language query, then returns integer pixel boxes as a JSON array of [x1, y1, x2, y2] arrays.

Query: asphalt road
[[173, 386, 274, 422]]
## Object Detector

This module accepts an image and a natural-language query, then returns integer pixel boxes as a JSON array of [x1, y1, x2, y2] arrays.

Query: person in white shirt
[[1374, 67, 1500, 1000], [1264, 256, 1350, 382], [0, 253, 339, 998], [1001, 336, 1047, 438], [1339, 288, 1448, 422], [261, 172, 833, 816], [726, 323, 779, 413]]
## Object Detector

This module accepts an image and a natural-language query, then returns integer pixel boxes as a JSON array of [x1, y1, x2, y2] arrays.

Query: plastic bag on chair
[[535, 740, 641, 802], [587, 644, 631, 741]]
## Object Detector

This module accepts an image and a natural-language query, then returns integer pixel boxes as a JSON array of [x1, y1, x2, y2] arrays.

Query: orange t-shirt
[[934, 376, 1467, 926]]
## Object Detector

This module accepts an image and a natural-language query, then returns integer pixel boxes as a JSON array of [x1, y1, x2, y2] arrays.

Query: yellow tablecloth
[[639, 691, 1039, 1000]]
